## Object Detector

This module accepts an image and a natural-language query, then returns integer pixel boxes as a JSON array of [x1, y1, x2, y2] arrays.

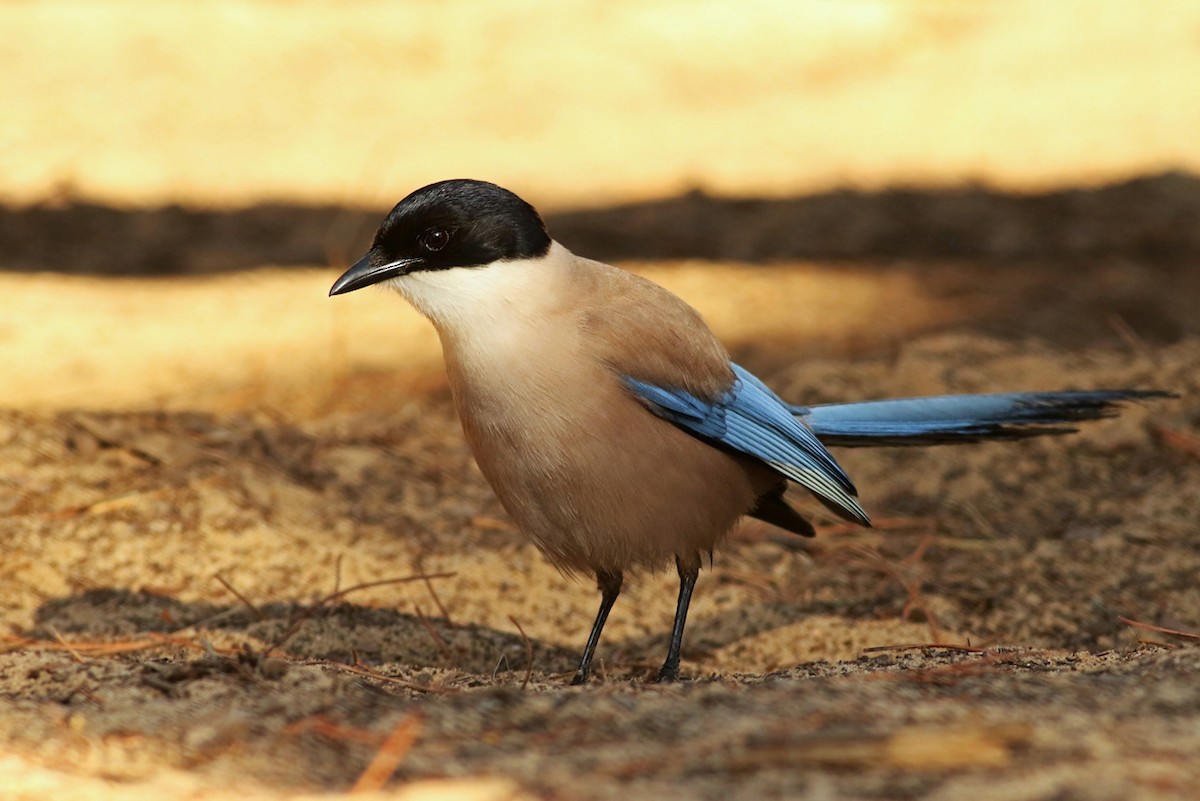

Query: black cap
[[330, 179, 552, 296]]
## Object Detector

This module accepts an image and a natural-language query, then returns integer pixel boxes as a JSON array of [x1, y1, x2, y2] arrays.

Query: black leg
[[654, 556, 699, 683], [570, 570, 623, 685]]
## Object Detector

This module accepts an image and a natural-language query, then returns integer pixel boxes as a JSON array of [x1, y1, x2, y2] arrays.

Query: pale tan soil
[[2, 2, 1199, 800]]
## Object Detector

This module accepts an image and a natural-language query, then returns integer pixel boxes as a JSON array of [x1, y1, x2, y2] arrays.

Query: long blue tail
[[795, 390, 1170, 448]]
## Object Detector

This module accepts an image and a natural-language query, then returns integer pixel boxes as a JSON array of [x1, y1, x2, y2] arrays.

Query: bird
[[329, 178, 1168, 684]]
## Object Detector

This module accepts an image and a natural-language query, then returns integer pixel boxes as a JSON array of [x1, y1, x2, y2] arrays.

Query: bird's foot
[[652, 664, 681, 683], [569, 670, 590, 686]]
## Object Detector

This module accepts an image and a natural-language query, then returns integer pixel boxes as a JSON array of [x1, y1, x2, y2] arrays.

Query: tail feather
[[796, 390, 1171, 448]]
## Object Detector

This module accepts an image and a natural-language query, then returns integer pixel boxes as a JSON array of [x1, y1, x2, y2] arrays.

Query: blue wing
[[624, 363, 870, 525]]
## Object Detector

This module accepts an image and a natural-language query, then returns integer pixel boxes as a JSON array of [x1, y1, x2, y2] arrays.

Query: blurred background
[[6, 0, 1200, 207], [3, 0, 1199, 413]]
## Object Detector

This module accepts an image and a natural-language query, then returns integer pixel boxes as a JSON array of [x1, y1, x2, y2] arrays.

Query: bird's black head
[[329, 179, 551, 296]]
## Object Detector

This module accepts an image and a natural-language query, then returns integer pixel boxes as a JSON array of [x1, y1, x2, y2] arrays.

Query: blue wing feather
[[625, 364, 1166, 525], [624, 364, 870, 525]]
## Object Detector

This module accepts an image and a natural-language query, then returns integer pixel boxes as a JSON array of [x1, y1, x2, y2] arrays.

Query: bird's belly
[[449, 364, 762, 575]]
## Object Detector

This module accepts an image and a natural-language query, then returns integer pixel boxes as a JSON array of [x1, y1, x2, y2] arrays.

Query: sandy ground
[[3, 2, 1200, 800]]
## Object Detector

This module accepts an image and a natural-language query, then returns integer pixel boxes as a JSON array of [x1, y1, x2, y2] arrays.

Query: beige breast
[[402, 243, 773, 576]]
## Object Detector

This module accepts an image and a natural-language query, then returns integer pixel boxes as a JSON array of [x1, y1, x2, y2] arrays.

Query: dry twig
[[1151, 424, 1200, 460], [48, 626, 87, 663], [835, 541, 944, 643], [1119, 616, 1200, 641], [283, 714, 383, 744], [414, 605, 453, 661], [316, 572, 456, 608], [423, 574, 453, 627], [213, 573, 266, 620], [300, 659, 452, 694], [350, 713, 424, 794], [266, 570, 458, 657], [862, 642, 988, 654], [508, 614, 535, 689]]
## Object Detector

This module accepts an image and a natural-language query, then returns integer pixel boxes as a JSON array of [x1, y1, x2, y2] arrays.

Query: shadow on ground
[[6, 172, 1200, 276], [28, 587, 907, 681], [31, 588, 580, 677]]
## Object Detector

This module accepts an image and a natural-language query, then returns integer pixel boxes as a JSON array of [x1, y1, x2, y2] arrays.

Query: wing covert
[[624, 364, 869, 525]]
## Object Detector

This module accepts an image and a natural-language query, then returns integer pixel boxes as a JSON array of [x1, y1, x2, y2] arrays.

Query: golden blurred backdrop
[[2, 0, 1198, 411], [3, 0, 1199, 208]]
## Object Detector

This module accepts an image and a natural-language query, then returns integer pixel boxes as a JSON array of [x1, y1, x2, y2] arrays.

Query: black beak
[[329, 254, 423, 296]]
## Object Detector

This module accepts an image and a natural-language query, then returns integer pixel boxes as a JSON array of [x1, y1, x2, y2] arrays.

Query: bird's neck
[[389, 241, 582, 394]]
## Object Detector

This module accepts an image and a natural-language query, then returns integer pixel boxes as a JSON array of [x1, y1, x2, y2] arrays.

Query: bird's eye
[[420, 228, 451, 252]]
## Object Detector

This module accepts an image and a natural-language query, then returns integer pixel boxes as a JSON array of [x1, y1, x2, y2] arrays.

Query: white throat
[[386, 240, 571, 334]]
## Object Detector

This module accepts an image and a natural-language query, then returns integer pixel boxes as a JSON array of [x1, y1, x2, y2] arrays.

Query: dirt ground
[[3, 3, 1200, 800]]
